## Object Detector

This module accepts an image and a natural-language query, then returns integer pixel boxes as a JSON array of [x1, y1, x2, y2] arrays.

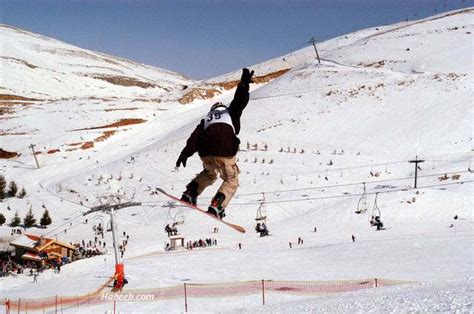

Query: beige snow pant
[[192, 156, 240, 208]]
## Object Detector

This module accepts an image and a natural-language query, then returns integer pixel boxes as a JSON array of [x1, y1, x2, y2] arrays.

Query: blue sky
[[1, 0, 472, 79]]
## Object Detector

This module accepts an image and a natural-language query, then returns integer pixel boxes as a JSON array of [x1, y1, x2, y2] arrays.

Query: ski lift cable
[[230, 170, 471, 197], [141, 178, 472, 208], [139, 169, 471, 206], [228, 180, 474, 206], [41, 212, 87, 237], [243, 152, 471, 177], [48, 215, 89, 238]]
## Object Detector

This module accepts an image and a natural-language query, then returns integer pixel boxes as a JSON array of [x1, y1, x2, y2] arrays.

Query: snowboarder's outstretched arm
[[176, 122, 203, 168], [227, 68, 254, 135]]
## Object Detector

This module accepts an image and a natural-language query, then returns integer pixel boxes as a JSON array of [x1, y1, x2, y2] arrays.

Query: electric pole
[[409, 156, 425, 188], [308, 37, 321, 63], [29, 144, 40, 169]]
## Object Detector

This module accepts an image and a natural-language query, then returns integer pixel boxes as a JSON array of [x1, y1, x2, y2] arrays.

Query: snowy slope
[[0, 24, 192, 100], [0, 8, 473, 313]]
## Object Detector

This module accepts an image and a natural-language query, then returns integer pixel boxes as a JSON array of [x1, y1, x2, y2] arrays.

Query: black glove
[[240, 68, 254, 85], [176, 154, 187, 168]]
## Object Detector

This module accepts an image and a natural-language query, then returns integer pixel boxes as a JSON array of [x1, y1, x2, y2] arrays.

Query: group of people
[[10, 228, 23, 236], [0, 260, 24, 277], [0, 256, 68, 280], [74, 245, 105, 260], [73, 237, 108, 260], [289, 237, 305, 248], [186, 238, 217, 250]]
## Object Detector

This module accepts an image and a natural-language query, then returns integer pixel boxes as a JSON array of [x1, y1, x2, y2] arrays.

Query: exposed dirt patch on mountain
[[0, 94, 42, 101], [87, 96, 118, 102], [94, 130, 117, 142], [0, 97, 39, 115], [178, 88, 221, 104], [131, 98, 162, 103], [0, 107, 15, 115], [66, 130, 120, 152], [215, 69, 291, 90], [0, 132, 30, 136], [72, 119, 146, 131], [0, 149, 19, 159], [67, 142, 82, 147], [0, 56, 38, 69], [359, 60, 386, 68], [89, 75, 158, 89], [178, 69, 290, 104], [80, 141, 94, 150], [104, 108, 139, 112]]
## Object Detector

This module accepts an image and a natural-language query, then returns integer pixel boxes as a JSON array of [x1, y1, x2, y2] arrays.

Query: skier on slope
[[175, 68, 255, 218]]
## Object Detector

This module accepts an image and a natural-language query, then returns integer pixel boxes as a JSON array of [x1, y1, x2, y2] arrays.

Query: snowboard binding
[[207, 192, 226, 219], [180, 181, 199, 206]]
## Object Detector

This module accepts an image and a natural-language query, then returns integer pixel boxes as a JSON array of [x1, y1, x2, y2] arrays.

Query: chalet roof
[[10, 234, 40, 249], [37, 239, 75, 251], [10, 234, 75, 251]]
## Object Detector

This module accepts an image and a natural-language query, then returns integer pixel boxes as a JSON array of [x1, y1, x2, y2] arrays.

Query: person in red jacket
[[175, 68, 254, 218]]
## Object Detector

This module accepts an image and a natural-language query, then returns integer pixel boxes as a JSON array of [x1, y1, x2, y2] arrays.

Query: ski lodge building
[[9, 234, 75, 264]]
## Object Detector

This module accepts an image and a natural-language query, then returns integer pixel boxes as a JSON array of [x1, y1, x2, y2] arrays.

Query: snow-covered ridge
[[208, 8, 474, 82], [0, 24, 193, 100]]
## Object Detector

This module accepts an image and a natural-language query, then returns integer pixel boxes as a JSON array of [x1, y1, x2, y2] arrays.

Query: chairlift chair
[[370, 193, 382, 226], [255, 193, 267, 222], [106, 220, 112, 232], [355, 182, 369, 214], [255, 193, 269, 236], [166, 205, 185, 226]]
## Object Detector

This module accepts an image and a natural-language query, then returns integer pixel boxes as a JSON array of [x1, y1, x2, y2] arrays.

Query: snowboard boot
[[207, 192, 226, 219], [180, 181, 199, 206]]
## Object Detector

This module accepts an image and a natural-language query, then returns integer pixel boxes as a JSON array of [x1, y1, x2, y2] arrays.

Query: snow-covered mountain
[[0, 8, 473, 313], [0, 24, 192, 100]]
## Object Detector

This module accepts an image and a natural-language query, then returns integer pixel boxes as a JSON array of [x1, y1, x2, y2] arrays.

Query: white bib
[[203, 109, 234, 132]]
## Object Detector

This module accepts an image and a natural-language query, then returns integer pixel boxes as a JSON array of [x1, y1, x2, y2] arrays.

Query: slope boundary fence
[[3, 278, 412, 313]]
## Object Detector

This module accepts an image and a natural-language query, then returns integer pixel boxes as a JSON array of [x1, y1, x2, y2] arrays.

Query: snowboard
[[155, 187, 246, 233]]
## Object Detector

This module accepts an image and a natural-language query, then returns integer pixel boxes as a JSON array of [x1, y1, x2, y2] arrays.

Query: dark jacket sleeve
[[180, 121, 204, 158], [227, 81, 250, 135]]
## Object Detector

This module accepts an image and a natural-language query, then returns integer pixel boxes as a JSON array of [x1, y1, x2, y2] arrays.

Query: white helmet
[[210, 102, 227, 111]]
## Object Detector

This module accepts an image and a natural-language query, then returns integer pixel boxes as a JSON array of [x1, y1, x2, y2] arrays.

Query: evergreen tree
[[18, 187, 27, 198], [10, 212, 21, 227], [23, 208, 36, 228], [40, 209, 52, 227], [7, 181, 18, 197], [0, 213, 5, 226], [0, 175, 6, 199]]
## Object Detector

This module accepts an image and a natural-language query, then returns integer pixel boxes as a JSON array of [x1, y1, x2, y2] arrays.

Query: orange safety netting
[[3, 278, 411, 312]]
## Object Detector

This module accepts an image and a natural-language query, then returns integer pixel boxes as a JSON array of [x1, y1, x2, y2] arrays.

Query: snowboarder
[[176, 68, 254, 219], [352, 235, 356, 242]]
